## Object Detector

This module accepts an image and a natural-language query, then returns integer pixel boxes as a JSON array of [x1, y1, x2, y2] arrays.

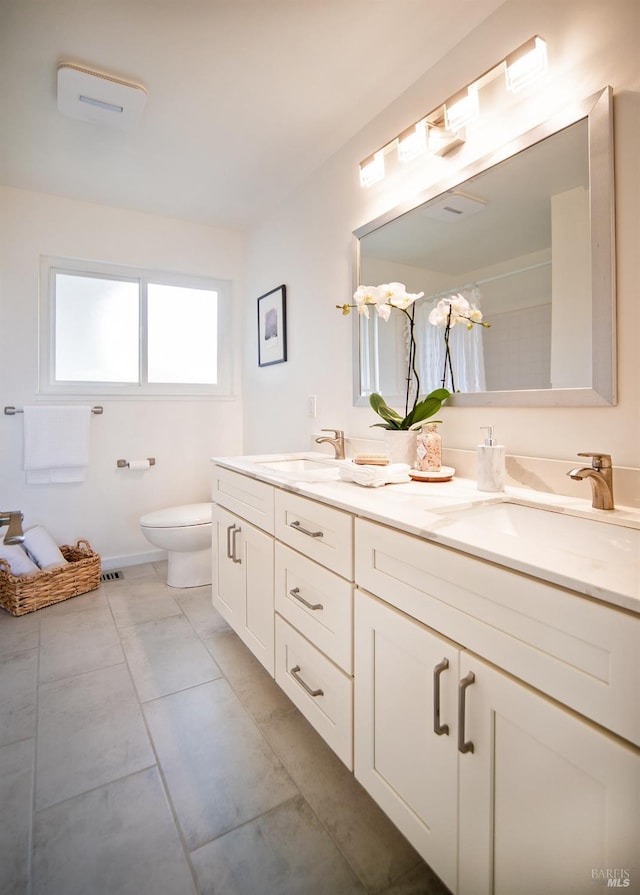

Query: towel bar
[[4, 405, 104, 415]]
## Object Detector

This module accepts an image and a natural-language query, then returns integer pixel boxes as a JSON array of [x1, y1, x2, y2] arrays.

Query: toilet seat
[[140, 503, 211, 529]]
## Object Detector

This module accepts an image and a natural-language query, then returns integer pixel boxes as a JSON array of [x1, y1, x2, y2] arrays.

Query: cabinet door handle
[[230, 525, 242, 564], [433, 658, 450, 736], [458, 671, 475, 754], [289, 586, 323, 611], [225, 523, 235, 560], [289, 520, 324, 539], [290, 664, 324, 697]]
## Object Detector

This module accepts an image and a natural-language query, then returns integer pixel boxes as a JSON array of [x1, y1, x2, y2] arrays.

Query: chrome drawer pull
[[290, 664, 324, 698], [289, 587, 323, 611], [458, 671, 475, 754], [289, 520, 324, 539], [433, 658, 450, 736]]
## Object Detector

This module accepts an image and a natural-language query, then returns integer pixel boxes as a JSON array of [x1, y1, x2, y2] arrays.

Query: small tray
[[409, 466, 455, 482]]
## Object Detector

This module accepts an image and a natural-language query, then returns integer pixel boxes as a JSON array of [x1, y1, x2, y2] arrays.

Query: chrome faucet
[[567, 453, 614, 510], [315, 429, 345, 460], [0, 510, 25, 544]]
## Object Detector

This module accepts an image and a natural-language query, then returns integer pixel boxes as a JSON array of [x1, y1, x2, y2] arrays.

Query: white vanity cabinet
[[355, 589, 639, 895], [354, 519, 640, 895], [211, 467, 275, 674], [211, 460, 639, 894]]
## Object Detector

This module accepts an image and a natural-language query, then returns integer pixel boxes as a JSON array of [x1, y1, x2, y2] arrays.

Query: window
[[40, 258, 232, 396]]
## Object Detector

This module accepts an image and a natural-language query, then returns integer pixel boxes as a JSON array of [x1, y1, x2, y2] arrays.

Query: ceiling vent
[[57, 63, 147, 130], [422, 191, 486, 223]]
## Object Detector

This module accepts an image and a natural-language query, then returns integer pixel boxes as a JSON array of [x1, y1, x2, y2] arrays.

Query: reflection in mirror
[[353, 87, 615, 408]]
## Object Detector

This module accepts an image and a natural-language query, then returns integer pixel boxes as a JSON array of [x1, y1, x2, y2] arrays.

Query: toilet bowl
[[139, 503, 212, 588]]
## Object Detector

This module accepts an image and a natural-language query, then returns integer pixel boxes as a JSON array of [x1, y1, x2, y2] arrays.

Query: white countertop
[[212, 453, 640, 615]]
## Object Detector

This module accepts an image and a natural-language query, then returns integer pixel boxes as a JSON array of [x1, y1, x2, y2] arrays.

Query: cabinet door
[[212, 504, 275, 675], [459, 654, 640, 895], [212, 504, 244, 628], [240, 516, 274, 675], [354, 590, 459, 894]]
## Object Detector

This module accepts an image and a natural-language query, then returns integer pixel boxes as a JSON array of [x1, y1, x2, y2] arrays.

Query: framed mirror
[[353, 87, 616, 408]]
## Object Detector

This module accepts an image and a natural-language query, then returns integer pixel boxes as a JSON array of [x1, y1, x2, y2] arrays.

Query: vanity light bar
[[359, 35, 547, 187]]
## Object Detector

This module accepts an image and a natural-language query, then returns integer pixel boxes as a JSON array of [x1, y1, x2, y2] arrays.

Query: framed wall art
[[257, 284, 287, 366]]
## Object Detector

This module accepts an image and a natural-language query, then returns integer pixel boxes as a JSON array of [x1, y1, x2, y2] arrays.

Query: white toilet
[[139, 503, 212, 588]]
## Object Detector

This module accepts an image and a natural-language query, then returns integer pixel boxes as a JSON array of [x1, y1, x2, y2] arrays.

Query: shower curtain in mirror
[[411, 289, 487, 394]]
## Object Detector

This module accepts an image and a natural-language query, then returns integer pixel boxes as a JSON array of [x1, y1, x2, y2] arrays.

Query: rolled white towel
[[0, 541, 40, 576], [22, 526, 68, 570]]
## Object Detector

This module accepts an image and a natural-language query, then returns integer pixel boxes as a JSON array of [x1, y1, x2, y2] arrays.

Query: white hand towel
[[23, 406, 91, 484], [0, 543, 40, 576], [338, 461, 411, 487], [22, 526, 68, 570]]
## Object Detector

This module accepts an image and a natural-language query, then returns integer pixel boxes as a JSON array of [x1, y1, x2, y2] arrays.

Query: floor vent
[[100, 570, 124, 582]]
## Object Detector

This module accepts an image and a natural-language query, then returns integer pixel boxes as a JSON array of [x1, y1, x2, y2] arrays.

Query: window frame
[[39, 256, 233, 398]]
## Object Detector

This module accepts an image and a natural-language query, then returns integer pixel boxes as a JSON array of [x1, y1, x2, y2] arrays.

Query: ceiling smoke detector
[[57, 63, 147, 130]]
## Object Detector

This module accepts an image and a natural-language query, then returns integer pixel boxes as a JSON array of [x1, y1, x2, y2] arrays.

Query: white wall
[[0, 187, 244, 565], [243, 0, 640, 479]]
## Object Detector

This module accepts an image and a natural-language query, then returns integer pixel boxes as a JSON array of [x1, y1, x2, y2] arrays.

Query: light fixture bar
[[358, 34, 548, 186], [79, 95, 124, 113]]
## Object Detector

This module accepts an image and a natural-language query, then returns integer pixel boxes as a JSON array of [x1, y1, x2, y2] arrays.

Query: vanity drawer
[[212, 466, 275, 534], [275, 615, 353, 768], [275, 491, 353, 579], [355, 518, 640, 746], [275, 542, 353, 673]]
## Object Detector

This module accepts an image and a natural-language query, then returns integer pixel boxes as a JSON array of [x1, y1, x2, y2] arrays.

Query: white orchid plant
[[337, 282, 451, 430], [428, 293, 490, 392]]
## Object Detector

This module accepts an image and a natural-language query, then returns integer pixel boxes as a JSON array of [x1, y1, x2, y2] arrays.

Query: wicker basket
[[0, 539, 101, 617]]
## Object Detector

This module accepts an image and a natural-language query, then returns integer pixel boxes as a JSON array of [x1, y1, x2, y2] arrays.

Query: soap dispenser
[[477, 426, 505, 492]]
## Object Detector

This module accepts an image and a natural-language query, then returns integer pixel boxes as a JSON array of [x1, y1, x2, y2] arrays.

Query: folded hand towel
[[23, 526, 67, 570], [0, 542, 40, 576], [338, 461, 411, 487], [23, 406, 91, 484]]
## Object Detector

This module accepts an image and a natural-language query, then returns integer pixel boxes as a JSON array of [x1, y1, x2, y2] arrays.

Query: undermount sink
[[251, 453, 342, 481], [257, 457, 339, 472], [431, 501, 638, 567]]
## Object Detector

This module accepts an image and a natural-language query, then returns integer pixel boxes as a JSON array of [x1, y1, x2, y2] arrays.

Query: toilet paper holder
[[116, 458, 156, 468]]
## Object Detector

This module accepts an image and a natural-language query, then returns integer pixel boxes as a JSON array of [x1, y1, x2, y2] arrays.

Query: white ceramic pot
[[383, 430, 418, 466]]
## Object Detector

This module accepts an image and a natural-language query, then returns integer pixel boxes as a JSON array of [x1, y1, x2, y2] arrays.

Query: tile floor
[[0, 562, 451, 895]]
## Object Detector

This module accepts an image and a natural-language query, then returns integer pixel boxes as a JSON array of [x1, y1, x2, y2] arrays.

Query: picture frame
[[257, 284, 287, 366]]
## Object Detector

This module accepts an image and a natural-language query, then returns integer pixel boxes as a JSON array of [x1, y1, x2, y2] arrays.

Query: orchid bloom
[[352, 284, 381, 318], [341, 282, 424, 320], [428, 293, 487, 328], [378, 282, 424, 312]]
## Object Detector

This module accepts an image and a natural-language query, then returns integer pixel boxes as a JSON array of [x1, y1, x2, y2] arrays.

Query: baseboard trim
[[100, 549, 166, 571]]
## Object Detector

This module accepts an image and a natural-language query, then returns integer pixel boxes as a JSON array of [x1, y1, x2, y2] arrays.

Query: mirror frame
[[352, 86, 616, 408]]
